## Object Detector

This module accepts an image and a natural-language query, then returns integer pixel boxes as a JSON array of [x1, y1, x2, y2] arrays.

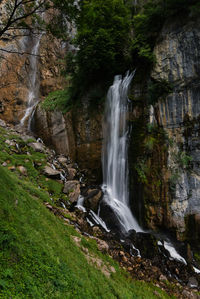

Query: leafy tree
[[69, 0, 132, 90]]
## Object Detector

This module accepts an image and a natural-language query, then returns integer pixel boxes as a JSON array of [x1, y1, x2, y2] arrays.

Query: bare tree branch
[[0, 0, 47, 38], [0, 47, 44, 57]]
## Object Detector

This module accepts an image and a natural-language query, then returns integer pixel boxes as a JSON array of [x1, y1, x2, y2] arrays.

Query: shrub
[[147, 79, 173, 105], [41, 89, 71, 113]]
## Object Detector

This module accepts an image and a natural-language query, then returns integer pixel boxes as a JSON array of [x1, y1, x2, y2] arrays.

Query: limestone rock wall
[[138, 17, 200, 243], [0, 33, 30, 124], [34, 100, 103, 182], [34, 105, 75, 159]]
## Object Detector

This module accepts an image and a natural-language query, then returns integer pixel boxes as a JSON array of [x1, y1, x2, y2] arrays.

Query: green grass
[[0, 128, 64, 203], [0, 128, 174, 298]]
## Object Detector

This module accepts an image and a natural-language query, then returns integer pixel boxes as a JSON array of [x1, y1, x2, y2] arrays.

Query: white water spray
[[102, 72, 142, 233]]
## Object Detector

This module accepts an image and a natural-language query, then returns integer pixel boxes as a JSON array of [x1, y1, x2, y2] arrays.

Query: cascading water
[[20, 6, 44, 130], [101, 71, 142, 233]]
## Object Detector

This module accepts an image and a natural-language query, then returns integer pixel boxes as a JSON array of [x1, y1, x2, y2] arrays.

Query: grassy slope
[[0, 127, 173, 298]]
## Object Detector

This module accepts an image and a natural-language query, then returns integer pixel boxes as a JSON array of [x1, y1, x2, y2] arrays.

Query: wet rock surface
[[84, 189, 102, 212], [63, 180, 80, 203], [152, 18, 200, 239]]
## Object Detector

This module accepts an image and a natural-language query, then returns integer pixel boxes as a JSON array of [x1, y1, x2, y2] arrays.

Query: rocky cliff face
[[132, 16, 200, 245], [0, 10, 66, 125], [34, 99, 103, 182], [0, 33, 30, 124]]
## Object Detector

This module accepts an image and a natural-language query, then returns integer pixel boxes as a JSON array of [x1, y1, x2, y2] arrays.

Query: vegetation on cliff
[[39, 0, 199, 111], [1, 0, 200, 95]]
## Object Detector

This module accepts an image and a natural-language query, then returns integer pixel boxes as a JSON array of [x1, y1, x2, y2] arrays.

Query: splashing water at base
[[102, 71, 142, 233]]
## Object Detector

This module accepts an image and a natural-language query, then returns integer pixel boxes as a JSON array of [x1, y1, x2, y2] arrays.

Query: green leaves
[[41, 89, 71, 113], [132, 0, 199, 69], [70, 0, 132, 90], [147, 79, 173, 105]]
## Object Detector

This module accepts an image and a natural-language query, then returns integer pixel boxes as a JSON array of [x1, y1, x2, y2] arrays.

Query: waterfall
[[20, 6, 44, 130], [102, 72, 142, 233]]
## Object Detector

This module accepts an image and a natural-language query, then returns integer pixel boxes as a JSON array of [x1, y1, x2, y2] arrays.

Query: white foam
[[86, 218, 94, 227], [89, 210, 110, 232], [164, 241, 187, 265], [75, 195, 86, 212], [131, 244, 141, 257], [193, 266, 200, 274]]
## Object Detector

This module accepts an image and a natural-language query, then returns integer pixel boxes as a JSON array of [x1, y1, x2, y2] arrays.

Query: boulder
[[57, 156, 68, 165], [187, 277, 198, 288], [94, 238, 109, 253], [63, 180, 80, 203], [84, 189, 102, 212], [17, 165, 27, 176], [5, 139, 15, 146], [43, 166, 61, 179], [159, 274, 167, 282], [0, 119, 6, 127], [28, 142, 46, 153], [8, 166, 15, 171], [67, 168, 77, 180]]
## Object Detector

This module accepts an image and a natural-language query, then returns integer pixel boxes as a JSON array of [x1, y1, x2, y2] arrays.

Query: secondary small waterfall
[[20, 8, 44, 130], [102, 72, 142, 233]]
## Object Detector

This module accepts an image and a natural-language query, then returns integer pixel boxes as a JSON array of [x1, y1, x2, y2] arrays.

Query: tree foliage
[[132, 0, 200, 67], [2, 0, 199, 104], [70, 0, 132, 90], [46, 0, 200, 104]]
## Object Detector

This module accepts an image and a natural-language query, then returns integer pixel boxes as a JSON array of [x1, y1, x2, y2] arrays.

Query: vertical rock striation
[[132, 17, 200, 244], [34, 98, 103, 182]]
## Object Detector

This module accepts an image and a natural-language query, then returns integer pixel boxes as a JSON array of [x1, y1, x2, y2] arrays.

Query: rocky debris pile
[[43, 200, 200, 299]]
